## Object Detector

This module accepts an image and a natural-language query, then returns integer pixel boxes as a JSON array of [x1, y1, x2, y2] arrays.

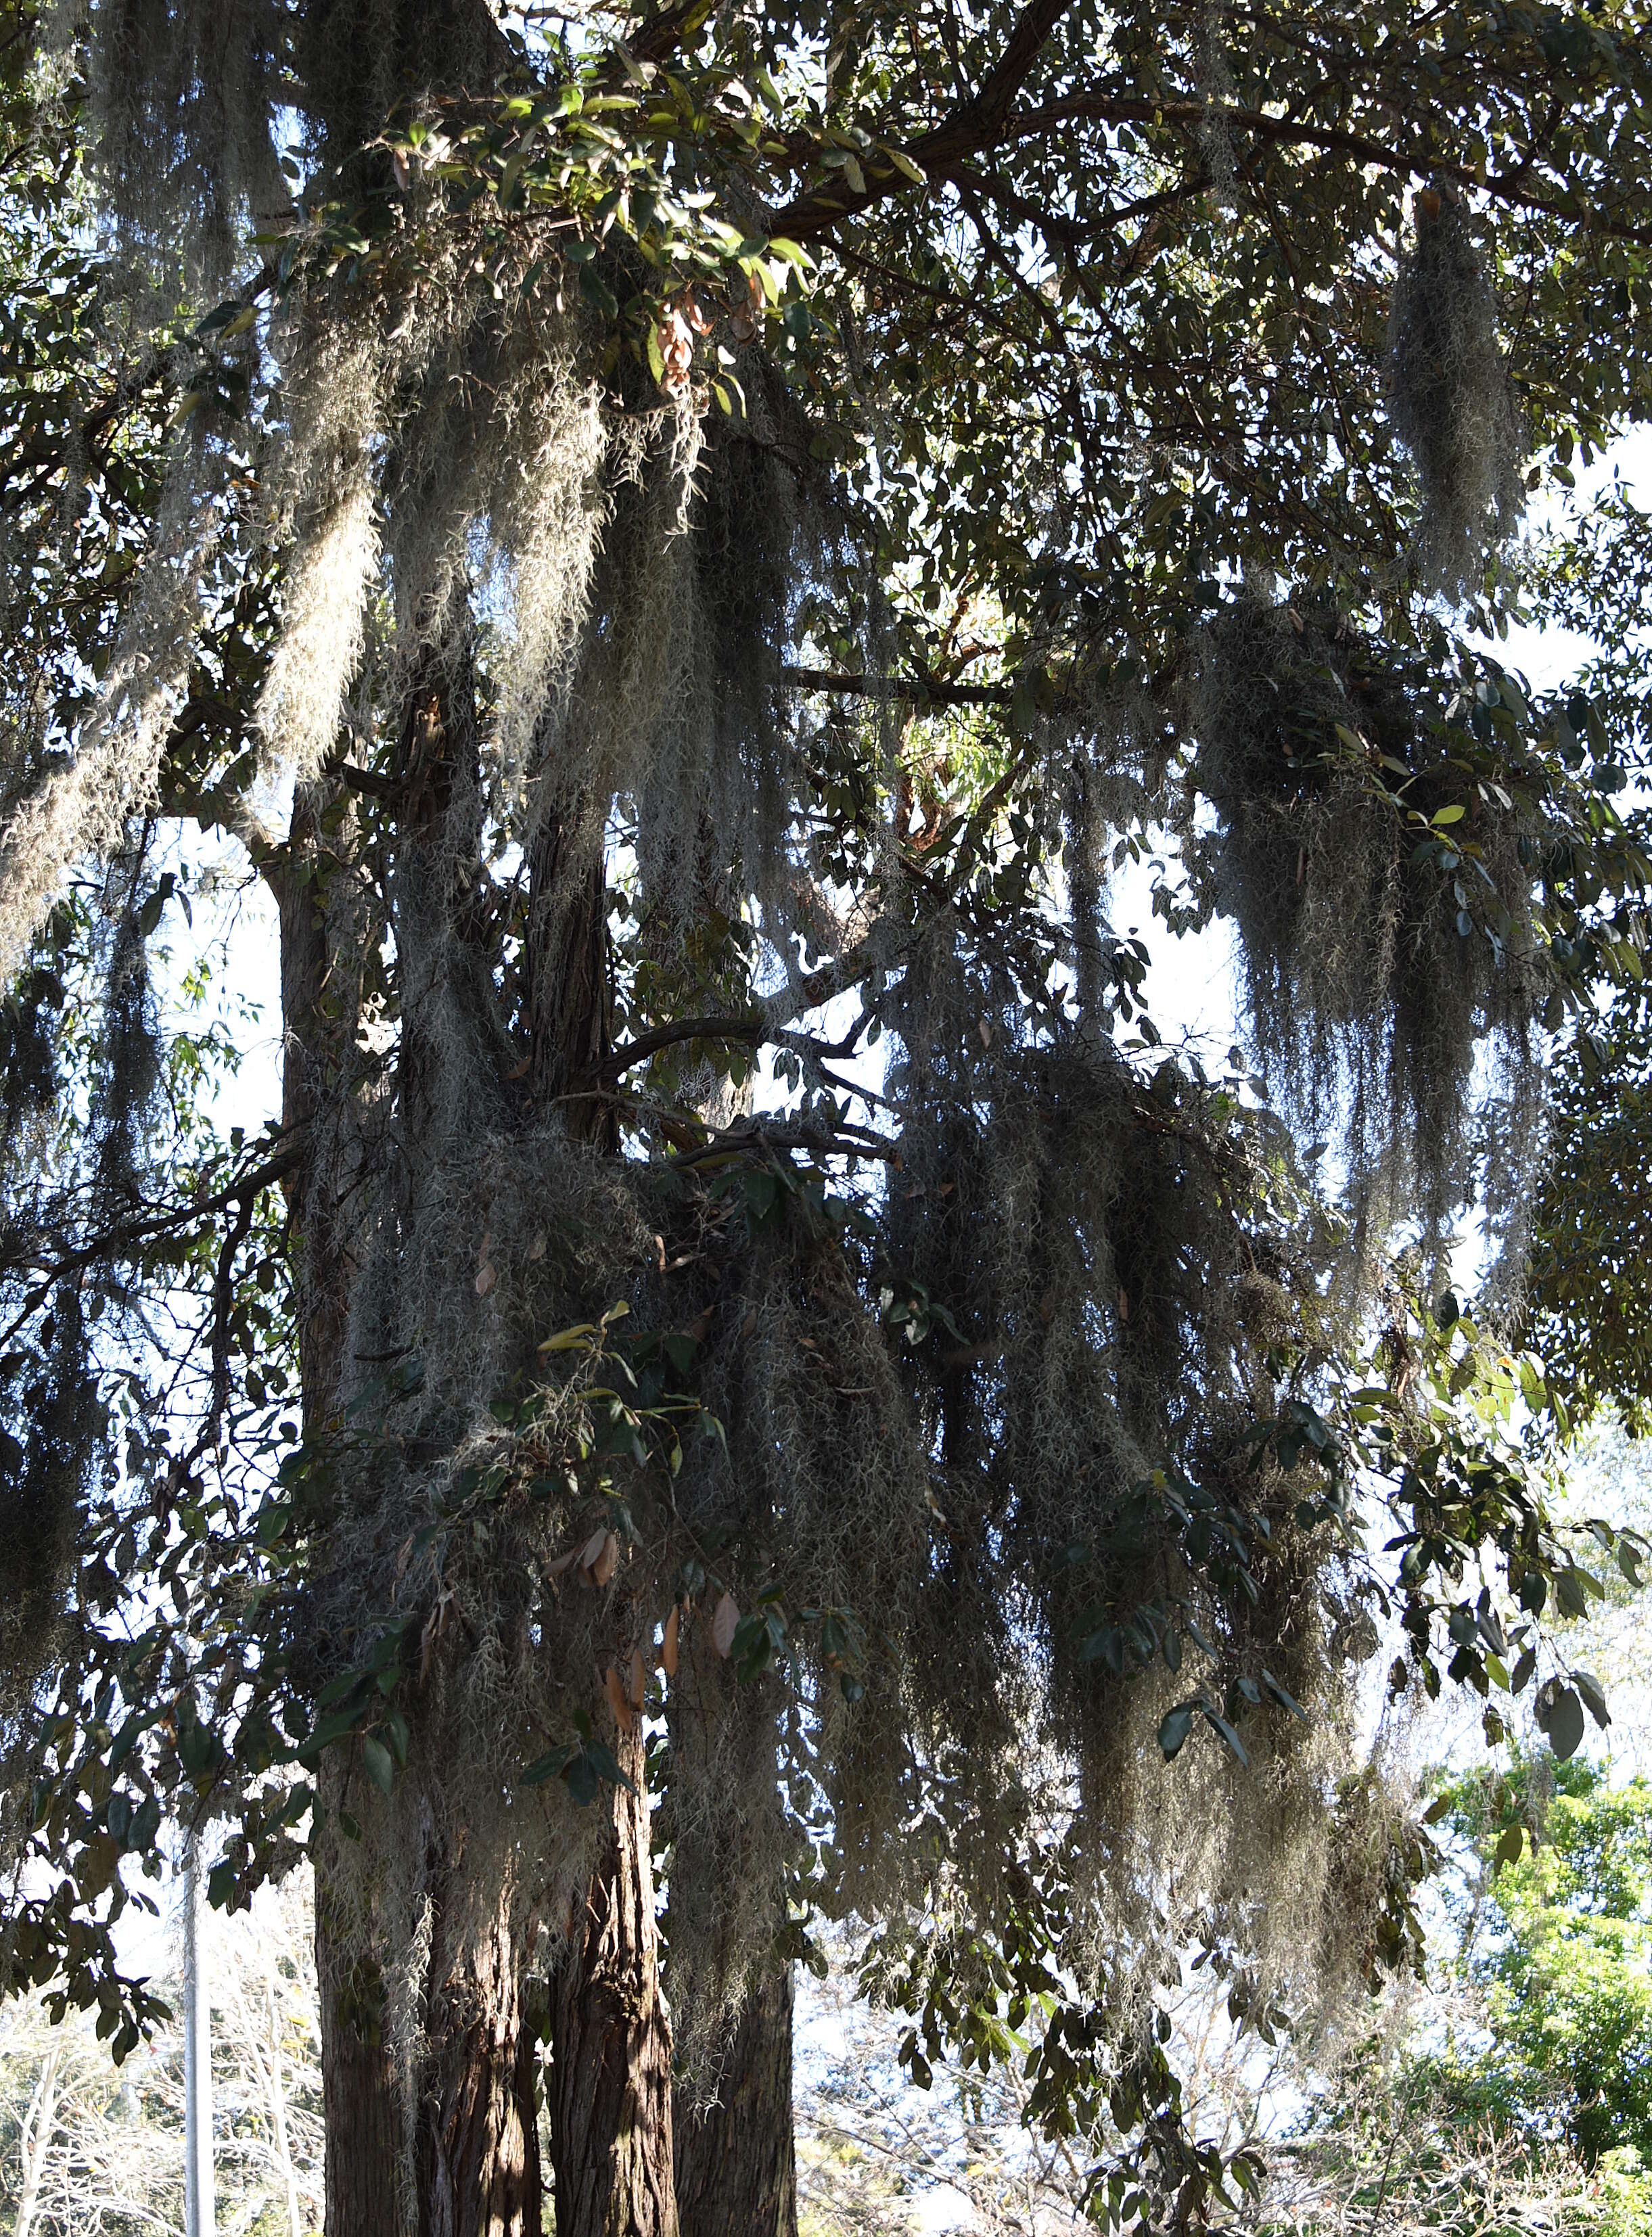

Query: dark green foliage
[[1528, 996, 1652, 1431], [0, 1291, 98, 1730]]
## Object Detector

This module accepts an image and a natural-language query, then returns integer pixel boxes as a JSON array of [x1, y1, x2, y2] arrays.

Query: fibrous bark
[[673, 1966, 798, 2237], [317, 1877, 407, 2237], [417, 1869, 544, 2237], [664, 1552, 796, 2237], [528, 805, 616, 1151], [279, 779, 407, 2237], [549, 1718, 678, 2237]]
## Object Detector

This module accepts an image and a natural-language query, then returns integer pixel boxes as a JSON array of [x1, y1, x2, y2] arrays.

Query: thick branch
[[772, 0, 1078, 239], [781, 662, 1018, 707]]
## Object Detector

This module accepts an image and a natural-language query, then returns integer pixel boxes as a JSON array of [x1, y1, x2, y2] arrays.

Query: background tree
[[0, 1870, 324, 2236]]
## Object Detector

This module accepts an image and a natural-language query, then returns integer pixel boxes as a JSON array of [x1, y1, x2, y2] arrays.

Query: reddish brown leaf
[[712, 1592, 739, 1659], [592, 1529, 620, 1588]]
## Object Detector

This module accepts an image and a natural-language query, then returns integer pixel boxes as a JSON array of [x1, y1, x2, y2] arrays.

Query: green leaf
[[1574, 1669, 1611, 1729], [1157, 1704, 1196, 1759], [1203, 1707, 1249, 1767], [522, 1743, 578, 1787], [361, 1736, 394, 1795], [582, 1740, 635, 1795], [538, 1322, 597, 1354], [1548, 1685, 1586, 1761]]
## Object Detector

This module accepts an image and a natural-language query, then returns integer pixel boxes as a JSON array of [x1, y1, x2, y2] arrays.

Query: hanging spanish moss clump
[[0, 459, 219, 982], [668, 1212, 936, 1972], [869, 955, 1404, 2033], [631, 383, 817, 939], [1185, 591, 1544, 1239], [254, 316, 384, 778], [1388, 185, 1526, 602], [254, 238, 610, 789], [64, 0, 290, 294]]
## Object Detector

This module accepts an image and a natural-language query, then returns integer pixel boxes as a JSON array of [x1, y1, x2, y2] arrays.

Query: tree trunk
[[416, 1860, 544, 2237], [549, 1719, 677, 2237], [317, 1940, 407, 2237], [528, 806, 616, 1151], [315, 1790, 407, 2237], [673, 1966, 798, 2237], [664, 1582, 796, 2237], [183, 1832, 216, 2237], [278, 777, 410, 2237]]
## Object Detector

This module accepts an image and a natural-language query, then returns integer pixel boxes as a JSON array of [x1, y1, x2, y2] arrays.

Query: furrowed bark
[[317, 1881, 407, 2237], [279, 779, 409, 2237], [673, 1966, 798, 2237], [666, 1620, 796, 2237], [417, 1869, 544, 2237], [549, 1717, 678, 2237], [528, 806, 616, 1151], [392, 649, 553, 2236]]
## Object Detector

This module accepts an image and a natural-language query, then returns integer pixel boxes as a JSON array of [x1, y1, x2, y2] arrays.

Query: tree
[[0, 1868, 325, 2236], [1520, 475, 1652, 1429], [1247, 1755, 1652, 2237], [5, 2, 1652, 2233]]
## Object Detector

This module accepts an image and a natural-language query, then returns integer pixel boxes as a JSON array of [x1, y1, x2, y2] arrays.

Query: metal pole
[[183, 1832, 215, 2237]]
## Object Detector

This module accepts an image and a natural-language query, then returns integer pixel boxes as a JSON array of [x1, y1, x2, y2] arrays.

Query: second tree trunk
[[549, 1720, 678, 2237], [673, 1963, 798, 2237]]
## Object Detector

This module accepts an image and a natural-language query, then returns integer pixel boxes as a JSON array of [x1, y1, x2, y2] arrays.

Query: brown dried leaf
[[474, 1262, 497, 1299], [577, 1526, 609, 1578], [712, 1592, 739, 1659], [604, 1663, 633, 1732], [662, 1603, 680, 1679], [547, 1546, 580, 1579], [592, 1530, 620, 1589], [729, 274, 763, 344], [629, 1647, 646, 1709], [659, 304, 695, 394]]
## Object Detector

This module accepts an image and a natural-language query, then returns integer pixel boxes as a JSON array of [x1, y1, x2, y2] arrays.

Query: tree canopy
[[3, 1, 1652, 2230]]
